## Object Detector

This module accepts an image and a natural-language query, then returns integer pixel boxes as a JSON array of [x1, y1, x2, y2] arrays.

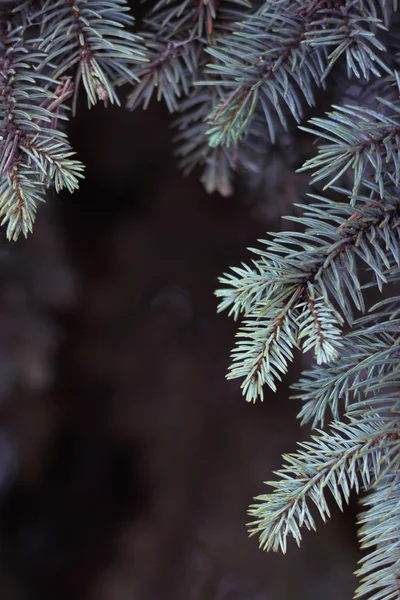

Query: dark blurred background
[[0, 42, 362, 600]]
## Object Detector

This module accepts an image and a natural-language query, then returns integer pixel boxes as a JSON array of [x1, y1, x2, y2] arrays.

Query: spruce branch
[[299, 103, 400, 200], [227, 289, 301, 399], [127, 34, 200, 112], [0, 16, 84, 240], [202, 6, 324, 147], [215, 260, 272, 318], [355, 473, 400, 600], [292, 313, 400, 427], [127, 0, 252, 192], [0, 162, 46, 241], [296, 285, 343, 364], [172, 86, 239, 195], [248, 416, 400, 553], [303, 4, 391, 81], [203, 0, 392, 148], [173, 81, 283, 195], [38, 0, 147, 111], [217, 183, 400, 400]]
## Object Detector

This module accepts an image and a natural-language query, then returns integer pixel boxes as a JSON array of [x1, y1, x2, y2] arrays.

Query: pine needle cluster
[[0, 0, 146, 240], [1, 1, 400, 598]]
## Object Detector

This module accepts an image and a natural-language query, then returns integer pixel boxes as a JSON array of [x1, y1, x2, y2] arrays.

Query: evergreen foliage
[[0, 0, 146, 240], [1, 1, 400, 599]]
